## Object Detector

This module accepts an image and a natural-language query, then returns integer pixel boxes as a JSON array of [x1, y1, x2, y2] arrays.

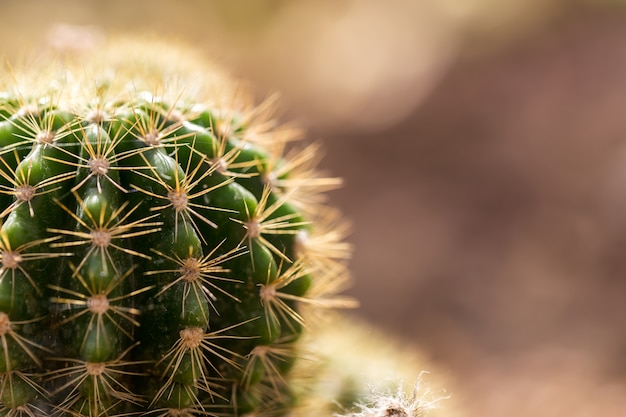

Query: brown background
[[326, 10, 626, 416], [2, 1, 626, 416]]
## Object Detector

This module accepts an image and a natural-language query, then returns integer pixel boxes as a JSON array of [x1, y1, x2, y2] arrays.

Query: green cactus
[[0, 39, 354, 417]]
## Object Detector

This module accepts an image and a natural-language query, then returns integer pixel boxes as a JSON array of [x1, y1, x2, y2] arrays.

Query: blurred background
[[2, 0, 626, 415]]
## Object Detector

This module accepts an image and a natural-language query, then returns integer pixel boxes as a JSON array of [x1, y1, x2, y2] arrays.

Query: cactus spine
[[0, 40, 353, 417]]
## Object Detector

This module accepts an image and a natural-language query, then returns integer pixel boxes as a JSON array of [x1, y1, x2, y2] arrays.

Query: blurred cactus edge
[[0, 34, 450, 417]]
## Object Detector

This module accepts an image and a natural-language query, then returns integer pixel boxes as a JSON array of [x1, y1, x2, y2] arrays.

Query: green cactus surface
[[0, 39, 353, 417]]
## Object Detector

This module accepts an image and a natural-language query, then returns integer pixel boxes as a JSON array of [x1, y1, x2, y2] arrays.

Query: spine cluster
[[0, 78, 351, 416]]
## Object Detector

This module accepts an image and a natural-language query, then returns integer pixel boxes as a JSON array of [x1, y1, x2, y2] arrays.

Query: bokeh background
[[2, 0, 626, 415]]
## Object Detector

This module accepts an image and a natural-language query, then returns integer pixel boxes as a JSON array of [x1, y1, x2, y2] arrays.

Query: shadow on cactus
[[0, 38, 358, 417]]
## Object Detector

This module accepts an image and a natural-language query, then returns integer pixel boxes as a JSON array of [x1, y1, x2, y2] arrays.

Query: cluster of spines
[[0, 89, 352, 417]]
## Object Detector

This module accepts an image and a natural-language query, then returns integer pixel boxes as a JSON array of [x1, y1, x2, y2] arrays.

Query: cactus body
[[0, 40, 352, 417]]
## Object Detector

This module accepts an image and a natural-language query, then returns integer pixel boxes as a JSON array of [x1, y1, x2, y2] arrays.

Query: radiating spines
[[2, 94, 81, 186], [0, 313, 53, 416], [49, 265, 151, 343], [0, 156, 75, 220], [48, 193, 161, 279], [231, 185, 309, 266], [0, 371, 48, 417], [0, 117, 80, 222], [259, 142, 343, 219], [46, 343, 148, 417], [45, 124, 156, 415], [45, 121, 146, 196], [2, 91, 73, 148], [151, 324, 237, 406], [0, 62, 353, 416], [145, 241, 247, 323], [242, 338, 300, 396], [129, 144, 235, 245], [0, 313, 52, 374], [118, 93, 188, 151]]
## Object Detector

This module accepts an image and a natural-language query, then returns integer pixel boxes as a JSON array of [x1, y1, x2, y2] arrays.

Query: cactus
[[0, 39, 355, 417], [300, 317, 449, 417]]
